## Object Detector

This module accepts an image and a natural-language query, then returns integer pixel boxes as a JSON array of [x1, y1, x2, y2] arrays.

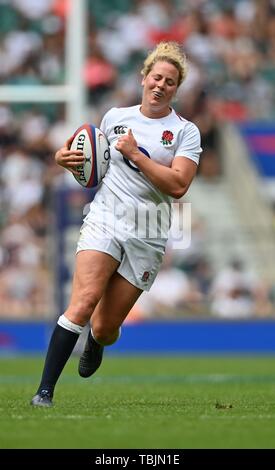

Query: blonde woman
[[31, 42, 202, 407]]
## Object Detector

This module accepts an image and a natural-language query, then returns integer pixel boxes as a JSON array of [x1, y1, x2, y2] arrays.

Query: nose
[[157, 79, 166, 89]]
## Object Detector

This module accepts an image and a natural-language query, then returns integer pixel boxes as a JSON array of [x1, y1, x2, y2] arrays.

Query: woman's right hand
[[55, 135, 84, 175]]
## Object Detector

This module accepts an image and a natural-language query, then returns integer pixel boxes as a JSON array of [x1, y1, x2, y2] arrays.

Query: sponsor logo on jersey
[[114, 125, 127, 135], [160, 130, 174, 145]]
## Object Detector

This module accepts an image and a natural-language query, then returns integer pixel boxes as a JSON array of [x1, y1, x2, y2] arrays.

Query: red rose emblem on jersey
[[141, 271, 150, 282], [161, 130, 174, 145]]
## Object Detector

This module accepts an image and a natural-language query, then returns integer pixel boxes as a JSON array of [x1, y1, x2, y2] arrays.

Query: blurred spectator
[[135, 251, 203, 318], [168, 205, 207, 274], [210, 258, 272, 318], [0, 214, 51, 317], [84, 46, 117, 105], [12, 0, 53, 21]]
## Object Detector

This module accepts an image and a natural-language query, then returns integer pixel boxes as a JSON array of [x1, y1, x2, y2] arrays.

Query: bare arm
[[55, 135, 84, 176], [115, 129, 198, 198]]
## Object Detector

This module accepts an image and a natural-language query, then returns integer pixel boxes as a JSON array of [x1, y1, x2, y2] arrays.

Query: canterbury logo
[[114, 125, 127, 135]]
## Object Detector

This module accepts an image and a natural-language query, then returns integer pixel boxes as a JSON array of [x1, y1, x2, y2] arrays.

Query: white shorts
[[76, 185, 166, 291]]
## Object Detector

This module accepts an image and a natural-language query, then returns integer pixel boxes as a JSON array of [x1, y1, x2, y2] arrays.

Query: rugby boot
[[78, 331, 104, 378], [30, 389, 53, 407]]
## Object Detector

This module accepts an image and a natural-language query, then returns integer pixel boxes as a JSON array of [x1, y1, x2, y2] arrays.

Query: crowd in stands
[[1, 0, 275, 318]]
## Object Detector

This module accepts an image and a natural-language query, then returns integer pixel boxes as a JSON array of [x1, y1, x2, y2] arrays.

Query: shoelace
[[40, 389, 52, 399]]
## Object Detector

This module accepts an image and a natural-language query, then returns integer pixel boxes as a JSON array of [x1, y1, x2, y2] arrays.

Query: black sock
[[37, 324, 79, 396]]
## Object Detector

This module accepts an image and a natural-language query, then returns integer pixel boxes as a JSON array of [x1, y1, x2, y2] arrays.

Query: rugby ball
[[70, 123, 110, 188]]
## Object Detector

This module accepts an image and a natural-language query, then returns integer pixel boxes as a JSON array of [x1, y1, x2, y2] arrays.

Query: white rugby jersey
[[98, 104, 202, 241]]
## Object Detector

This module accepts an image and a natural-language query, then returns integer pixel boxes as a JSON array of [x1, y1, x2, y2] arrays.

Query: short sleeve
[[99, 108, 116, 139], [175, 121, 202, 165]]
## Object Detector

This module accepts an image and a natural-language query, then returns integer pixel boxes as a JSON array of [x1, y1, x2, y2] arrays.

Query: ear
[[141, 76, 145, 87]]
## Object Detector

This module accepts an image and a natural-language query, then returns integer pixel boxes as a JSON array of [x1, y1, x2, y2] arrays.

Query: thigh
[[91, 272, 142, 332], [66, 250, 120, 324]]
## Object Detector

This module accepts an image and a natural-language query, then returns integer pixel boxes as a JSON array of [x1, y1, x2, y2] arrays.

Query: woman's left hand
[[115, 129, 139, 160]]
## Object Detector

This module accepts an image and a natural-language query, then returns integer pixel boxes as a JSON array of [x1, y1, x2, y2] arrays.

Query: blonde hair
[[141, 42, 187, 86]]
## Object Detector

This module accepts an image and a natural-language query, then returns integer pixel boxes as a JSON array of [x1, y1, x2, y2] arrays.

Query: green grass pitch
[[0, 355, 275, 449]]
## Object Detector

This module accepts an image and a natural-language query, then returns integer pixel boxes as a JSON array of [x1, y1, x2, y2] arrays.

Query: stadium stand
[[1, 0, 275, 319]]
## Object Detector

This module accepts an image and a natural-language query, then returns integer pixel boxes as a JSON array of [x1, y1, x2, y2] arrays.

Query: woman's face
[[141, 61, 179, 117]]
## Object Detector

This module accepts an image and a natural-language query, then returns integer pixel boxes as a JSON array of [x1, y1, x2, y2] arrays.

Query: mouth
[[152, 90, 163, 99]]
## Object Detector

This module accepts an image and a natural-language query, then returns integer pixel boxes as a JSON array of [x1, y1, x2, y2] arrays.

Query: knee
[[66, 289, 101, 325], [92, 324, 120, 346]]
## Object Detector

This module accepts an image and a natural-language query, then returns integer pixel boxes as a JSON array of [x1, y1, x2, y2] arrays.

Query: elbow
[[170, 186, 188, 199]]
